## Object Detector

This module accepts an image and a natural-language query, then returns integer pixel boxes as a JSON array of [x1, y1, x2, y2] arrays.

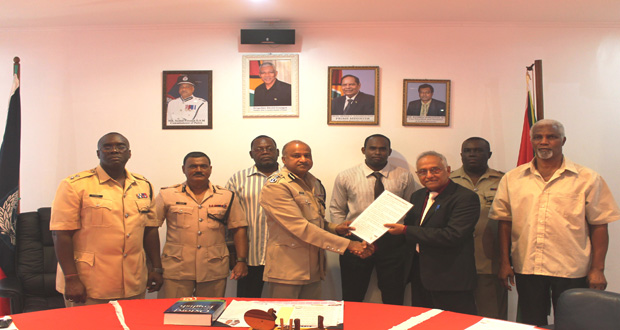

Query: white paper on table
[[350, 190, 413, 243], [464, 318, 536, 330]]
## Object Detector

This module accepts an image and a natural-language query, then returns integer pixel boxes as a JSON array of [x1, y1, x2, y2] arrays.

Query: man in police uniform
[[155, 152, 248, 298], [51, 132, 163, 306], [167, 75, 209, 126], [450, 137, 507, 319], [253, 62, 292, 107], [259, 140, 372, 299]]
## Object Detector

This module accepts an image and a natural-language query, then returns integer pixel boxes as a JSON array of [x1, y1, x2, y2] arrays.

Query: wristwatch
[[152, 267, 164, 274], [236, 257, 247, 263]]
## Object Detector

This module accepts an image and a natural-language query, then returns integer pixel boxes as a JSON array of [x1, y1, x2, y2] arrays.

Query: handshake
[[336, 221, 375, 259]]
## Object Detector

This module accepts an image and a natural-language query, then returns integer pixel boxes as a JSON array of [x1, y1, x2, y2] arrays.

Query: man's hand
[[497, 263, 515, 291], [384, 223, 405, 235], [230, 262, 248, 280], [358, 243, 375, 259], [347, 241, 367, 255], [587, 268, 607, 290], [147, 272, 163, 292], [335, 221, 355, 236], [64, 275, 87, 303]]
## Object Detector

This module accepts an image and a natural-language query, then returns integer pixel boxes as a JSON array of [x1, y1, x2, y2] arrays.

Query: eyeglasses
[[100, 144, 128, 152], [416, 167, 443, 177]]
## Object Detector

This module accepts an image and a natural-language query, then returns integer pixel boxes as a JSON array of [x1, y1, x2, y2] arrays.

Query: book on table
[[163, 298, 227, 326]]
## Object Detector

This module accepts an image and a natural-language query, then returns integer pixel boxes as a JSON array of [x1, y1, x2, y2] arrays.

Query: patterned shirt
[[226, 165, 279, 266]]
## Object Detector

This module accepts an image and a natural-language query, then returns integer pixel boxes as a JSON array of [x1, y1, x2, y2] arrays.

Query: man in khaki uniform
[[51, 132, 163, 306], [450, 137, 507, 319], [156, 151, 248, 298], [259, 140, 372, 299]]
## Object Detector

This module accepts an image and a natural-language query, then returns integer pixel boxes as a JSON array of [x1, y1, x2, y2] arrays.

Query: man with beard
[[260, 140, 373, 299], [331, 75, 375, 115], [490, 119, 620, 326], [226, 135, 280, 298], [253, 62, 292, 106], [155, 152, 248, 298], [450, 137, 507, 319], [330, 134, 416, 304], [51, 132, 163, 306]]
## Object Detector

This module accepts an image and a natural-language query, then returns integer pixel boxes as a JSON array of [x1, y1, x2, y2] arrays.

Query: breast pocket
[[207, 207, 227, 229], [293, 195, 320, 221], [168, 206, 194, 228], [82, 198, 113, 227]]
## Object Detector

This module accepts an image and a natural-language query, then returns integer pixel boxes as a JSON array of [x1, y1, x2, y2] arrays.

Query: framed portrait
[[328, 66, 379, 125], [242, 54, 299, 117], [402, 79, 451, 127], [162, 70, 212, 129]]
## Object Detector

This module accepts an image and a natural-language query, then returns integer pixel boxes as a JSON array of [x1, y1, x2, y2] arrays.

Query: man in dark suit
[[406, 84, 446, 116], [253, 62, 292, 106], [385, 151, 479, 315], [331, 75, 375, 115]]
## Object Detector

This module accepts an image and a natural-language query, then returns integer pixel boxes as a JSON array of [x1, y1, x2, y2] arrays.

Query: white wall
[[2, 22, 620, 321]]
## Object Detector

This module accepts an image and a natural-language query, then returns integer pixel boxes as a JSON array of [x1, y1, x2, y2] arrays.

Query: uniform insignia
[[175, 202, 187, 205], [89, 194, 103, 198], [136, 193, 148, 199], [288, 173, 297, 180], [490, 188, 497, 191], [269, 177, 278, 183], [298, 192, 305, 195], [209, 204, 228, 208]]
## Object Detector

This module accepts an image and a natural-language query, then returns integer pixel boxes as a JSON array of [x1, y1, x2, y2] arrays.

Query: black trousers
[[410, 253, 477, 315], [515, 273, 587, 326], [236, 265, 265, 298], [339, 242, 405, 305]]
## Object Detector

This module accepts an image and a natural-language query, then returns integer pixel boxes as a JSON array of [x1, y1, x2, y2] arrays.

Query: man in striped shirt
[[226, 135, 280, 298], [330, 134, 417, 304]]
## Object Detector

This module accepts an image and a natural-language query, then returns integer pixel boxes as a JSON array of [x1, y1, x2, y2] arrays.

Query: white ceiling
[[2, 0, 620, 29]]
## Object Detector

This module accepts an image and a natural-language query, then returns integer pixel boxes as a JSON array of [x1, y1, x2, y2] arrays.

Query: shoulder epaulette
[[67, 169, 96, 182], [268, 173, 285, 183], [161, 183, 182, 190], [131, 172, 149, 181]]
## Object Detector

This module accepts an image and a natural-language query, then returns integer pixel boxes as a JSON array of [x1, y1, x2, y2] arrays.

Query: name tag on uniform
[[176, 202, 187, 205], [209, 204, 228, 208], [89, 194, 103, 198]]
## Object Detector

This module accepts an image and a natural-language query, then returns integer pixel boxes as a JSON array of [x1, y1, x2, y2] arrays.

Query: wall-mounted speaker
[[240, 29, 295, 45]]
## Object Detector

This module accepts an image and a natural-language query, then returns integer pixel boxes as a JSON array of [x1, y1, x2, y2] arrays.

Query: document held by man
[[350, 190, 413, 243]]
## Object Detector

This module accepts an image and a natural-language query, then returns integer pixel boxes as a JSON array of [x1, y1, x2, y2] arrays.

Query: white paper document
[[350, 190, 413, 243], [388, 309, 443, 330]]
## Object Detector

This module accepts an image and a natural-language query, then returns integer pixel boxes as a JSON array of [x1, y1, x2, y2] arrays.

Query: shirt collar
[[95, 165, 135, 185], [362, 162, 393, 178]]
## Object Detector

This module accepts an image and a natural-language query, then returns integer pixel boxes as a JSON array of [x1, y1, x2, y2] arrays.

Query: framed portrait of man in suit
[[162, 70, 213, 129], [402, 79, 451, 127], [328, 66, 379, 125], [242, 54, 299, 117]]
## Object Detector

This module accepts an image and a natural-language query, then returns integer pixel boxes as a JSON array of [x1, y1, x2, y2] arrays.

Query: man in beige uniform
[[156, 152, 248, 298], [260, 140, 372, 299], [450, 137, 507, 319], [51, 132, 163, 306]]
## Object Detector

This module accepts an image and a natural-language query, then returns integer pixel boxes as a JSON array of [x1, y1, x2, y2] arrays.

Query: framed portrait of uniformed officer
[[403, 79, 451, 127], [328, 66, 379, 125], [242, 54, 299, 117], [162, 70, 213, 129]]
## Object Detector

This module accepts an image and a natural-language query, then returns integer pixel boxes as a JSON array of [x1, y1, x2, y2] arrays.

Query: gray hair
[[416, 151, 448, 168], [530, 119, 565, 139], [259, 62, 276, 71]]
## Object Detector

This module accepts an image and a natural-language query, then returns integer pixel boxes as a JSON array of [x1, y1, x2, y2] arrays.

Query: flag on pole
[[0, 72, 21, 315], [517, 72, 536, 166]]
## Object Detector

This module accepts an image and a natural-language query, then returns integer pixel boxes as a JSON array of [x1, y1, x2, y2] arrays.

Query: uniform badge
[[269, 177, 278, 183], [288, 173, 297, 180], [136, 193, 148, 199]]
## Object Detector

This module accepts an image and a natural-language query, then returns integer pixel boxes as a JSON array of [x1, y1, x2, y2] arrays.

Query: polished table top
[[10, 298, 523, 329]]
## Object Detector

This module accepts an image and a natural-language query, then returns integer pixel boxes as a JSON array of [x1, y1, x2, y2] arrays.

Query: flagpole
[[533, 59, 544, 120], [13, 57, 19, 79]]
